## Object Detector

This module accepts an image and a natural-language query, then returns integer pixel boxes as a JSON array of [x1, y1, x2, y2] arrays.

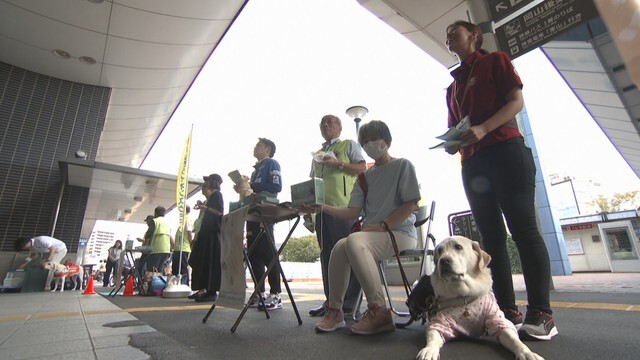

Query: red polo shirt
[[446, 50, 523, 161]]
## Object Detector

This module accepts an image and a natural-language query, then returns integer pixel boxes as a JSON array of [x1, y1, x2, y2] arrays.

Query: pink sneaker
[[315, 307, 346, 332], [350, 305, 394, 335]]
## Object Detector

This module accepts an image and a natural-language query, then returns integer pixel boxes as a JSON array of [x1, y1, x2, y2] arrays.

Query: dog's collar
[[431, 296, 479, 317]]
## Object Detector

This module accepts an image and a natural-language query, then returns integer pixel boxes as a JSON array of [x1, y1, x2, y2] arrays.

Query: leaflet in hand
[[429, 116, 470, 150], [228, 170, 243, 185], [312, 150, 336, 162]]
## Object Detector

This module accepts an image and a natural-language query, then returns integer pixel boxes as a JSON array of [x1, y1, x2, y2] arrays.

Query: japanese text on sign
[[488, 0, 535, 23], [495, 0, 599, 59]]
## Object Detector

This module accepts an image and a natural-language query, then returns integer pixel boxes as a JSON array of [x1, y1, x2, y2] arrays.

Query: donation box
[[291, 178, 324, 207]]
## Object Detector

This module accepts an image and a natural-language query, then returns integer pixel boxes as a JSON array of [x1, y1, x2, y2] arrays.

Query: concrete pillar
[[519, 106, 573, 276], [466, 0, 499, 52]]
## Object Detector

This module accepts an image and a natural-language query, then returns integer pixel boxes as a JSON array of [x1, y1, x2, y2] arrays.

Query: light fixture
[[345, 105, 368, 133], [79, 56, 96, 65], [52, 49, 71, 59], [75, 149, 87, 160]]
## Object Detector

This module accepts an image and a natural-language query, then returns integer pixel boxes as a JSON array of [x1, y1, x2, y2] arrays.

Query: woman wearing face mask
[[301, 120, 421, 335]]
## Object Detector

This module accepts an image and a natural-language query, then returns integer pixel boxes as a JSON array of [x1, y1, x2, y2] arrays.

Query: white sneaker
[[258, 293, 283, 311], [247, 293, 265, 308]]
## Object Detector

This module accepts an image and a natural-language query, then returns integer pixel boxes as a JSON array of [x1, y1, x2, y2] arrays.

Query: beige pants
[[327, 231, 416, 309]]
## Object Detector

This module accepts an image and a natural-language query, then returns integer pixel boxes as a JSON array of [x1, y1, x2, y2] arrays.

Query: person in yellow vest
[[171, 205, 193, 285], [145, 206, 172, 273], [307, 114, 366, 317]]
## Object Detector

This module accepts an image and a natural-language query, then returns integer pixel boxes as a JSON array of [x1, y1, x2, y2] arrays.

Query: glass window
[[604, 228, 639, 260]]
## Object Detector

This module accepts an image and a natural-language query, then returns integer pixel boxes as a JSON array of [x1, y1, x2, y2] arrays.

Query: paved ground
[[1, 272, 639, 360]]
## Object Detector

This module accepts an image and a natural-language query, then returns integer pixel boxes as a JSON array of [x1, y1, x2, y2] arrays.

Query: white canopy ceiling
[[1, 0, 638, 233], [357, 0, 640, 179], [0, 0, 246, 233], [0, 0, 247, 168], [60, 158, 202, 238]]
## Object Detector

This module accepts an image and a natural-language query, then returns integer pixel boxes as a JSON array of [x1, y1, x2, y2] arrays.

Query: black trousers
[[461, 138, 552, 314], [172, 251, 190, 285], [104, 260, 117, 286], [316, 212, 362, 312], [246, 221, 281, 294]]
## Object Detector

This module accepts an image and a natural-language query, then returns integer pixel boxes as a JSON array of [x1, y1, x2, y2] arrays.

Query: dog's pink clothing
[[428, 292, 516, 342]]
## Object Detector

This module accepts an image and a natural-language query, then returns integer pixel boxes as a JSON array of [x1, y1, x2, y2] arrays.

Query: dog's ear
[[472, 241, 491, 272], [432, 244, 441, 267]]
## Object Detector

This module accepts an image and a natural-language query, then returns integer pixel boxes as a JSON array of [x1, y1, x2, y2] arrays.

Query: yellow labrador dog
[[416, 236, 544, 360], [43, 261, 84, 292]]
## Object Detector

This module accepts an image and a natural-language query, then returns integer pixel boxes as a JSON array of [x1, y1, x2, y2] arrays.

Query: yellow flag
[[176, 129, 192, 232]]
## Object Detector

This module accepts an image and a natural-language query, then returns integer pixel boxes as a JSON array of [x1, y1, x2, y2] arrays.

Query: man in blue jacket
[[244, 138, 284, 311]]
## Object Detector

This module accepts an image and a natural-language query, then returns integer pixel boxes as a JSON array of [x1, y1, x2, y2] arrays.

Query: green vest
[[312, 140, 357, 207], [151, 217, 171, 254], [174, 216, 192, 253]]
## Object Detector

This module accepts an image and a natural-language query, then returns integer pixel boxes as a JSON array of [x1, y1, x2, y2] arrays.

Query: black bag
[[405, 275, 436, 321]]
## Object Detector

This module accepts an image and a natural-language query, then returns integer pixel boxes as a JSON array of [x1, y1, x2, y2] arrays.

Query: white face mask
[[363, 139, 387, 160]]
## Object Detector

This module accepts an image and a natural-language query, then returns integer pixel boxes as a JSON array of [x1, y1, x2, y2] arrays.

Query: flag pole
[[164, 125, 193, 298]]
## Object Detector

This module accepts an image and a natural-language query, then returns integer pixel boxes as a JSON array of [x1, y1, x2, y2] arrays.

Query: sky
[[124, 0, 640, 242]]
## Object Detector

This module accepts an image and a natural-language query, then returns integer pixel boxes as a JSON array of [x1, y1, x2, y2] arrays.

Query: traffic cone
[[83, 275, 96, 295], [122, 276, 135, 296]]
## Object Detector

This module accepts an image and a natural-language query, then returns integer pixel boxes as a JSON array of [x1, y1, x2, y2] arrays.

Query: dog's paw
[[416, 346, 440, 360], [516, 350, 545, 360]]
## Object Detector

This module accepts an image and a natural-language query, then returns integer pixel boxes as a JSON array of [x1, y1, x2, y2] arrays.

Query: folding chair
[[354, 201, 436, 322]]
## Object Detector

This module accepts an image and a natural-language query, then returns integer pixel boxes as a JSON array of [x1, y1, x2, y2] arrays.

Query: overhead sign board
[[495, 0, 600, 59], [488, 0, 535, 23]]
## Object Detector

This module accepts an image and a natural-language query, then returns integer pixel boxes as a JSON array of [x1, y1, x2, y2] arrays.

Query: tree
[[506, 235, 522, 274], [280, 235, 320, 263], [587, 191, 640, 213]]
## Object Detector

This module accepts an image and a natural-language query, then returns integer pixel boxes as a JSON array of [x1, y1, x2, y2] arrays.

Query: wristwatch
[[338, 163, 344, 170]]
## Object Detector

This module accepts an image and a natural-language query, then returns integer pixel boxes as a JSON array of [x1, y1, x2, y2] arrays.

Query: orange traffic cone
[[122, 276, 135, 296], [83, 275, 96, 295]]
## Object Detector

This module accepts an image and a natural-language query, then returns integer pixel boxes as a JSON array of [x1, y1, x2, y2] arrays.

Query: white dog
[[43, 261, 84, 292], [235, 175, 253, 200], [416, 236, 544, 360]]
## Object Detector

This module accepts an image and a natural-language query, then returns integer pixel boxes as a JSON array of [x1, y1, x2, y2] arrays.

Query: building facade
[[561, 210, 640, 272], [0, 61, 110, 253]]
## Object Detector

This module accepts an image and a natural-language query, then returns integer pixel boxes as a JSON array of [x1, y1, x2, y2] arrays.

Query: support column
[[466, 0, 498, 52]]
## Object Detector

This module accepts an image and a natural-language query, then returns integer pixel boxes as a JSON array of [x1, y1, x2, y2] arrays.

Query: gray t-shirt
[[348, 158, 420, 238]]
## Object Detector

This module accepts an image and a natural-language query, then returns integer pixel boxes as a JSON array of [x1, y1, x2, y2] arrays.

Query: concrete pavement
[[1, 272, 639, 359]]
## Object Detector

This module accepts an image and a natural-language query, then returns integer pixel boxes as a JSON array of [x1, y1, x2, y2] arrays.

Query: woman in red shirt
[[443, 20, 557, 341]]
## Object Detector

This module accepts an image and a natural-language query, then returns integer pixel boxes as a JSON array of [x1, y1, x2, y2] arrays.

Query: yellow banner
[[176, 130, 192, 232]]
